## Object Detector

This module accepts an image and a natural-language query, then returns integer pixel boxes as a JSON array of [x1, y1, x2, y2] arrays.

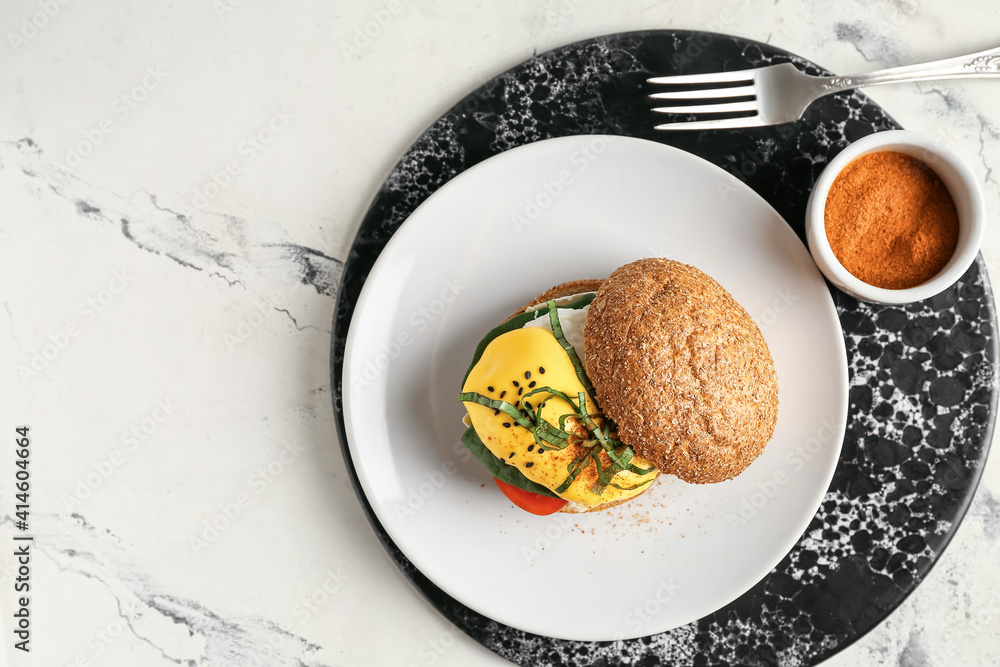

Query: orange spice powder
[[824, 151, 959, 290]]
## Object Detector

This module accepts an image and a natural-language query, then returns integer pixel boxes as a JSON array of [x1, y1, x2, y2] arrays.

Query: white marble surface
[[1, 0, 998, 665]]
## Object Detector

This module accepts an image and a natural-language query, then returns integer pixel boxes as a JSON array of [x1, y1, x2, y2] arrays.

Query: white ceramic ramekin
[[805, 130, 985, 304]]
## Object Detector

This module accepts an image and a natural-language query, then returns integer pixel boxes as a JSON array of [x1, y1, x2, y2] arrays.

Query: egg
[[461, 311, 659, 508], [522, 305, 589, 372]]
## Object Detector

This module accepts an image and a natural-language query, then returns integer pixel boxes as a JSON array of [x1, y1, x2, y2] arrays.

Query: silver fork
[[648, 45, 1000, 130]]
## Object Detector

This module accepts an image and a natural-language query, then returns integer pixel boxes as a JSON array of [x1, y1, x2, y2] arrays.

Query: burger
[[458, 258, 779, 515]]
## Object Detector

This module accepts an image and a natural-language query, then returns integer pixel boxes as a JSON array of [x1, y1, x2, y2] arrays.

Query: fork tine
[[653, 115, 768, 131], [649, 85, 755, 100], [652, 101, 758, 115], [646, 69, 755, 85]]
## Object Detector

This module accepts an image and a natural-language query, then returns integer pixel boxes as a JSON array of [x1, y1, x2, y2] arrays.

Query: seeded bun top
[[583, 258, 778, 484]]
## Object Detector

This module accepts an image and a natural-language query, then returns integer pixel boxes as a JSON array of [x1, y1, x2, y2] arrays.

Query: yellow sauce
[[462, 327, 658, 507]]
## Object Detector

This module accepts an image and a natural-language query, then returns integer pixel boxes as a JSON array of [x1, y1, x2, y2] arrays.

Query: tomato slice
[[493, 477, 567, 516]]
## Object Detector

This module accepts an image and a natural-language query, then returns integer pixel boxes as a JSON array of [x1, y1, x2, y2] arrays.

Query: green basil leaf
[[460, 292, 596, 386]]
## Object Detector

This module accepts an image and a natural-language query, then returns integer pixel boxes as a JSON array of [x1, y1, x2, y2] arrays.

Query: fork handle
[[818, 45, 1000, 93]]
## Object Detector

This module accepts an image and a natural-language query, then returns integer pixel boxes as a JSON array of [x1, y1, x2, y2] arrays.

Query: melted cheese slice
[[462, 326, 658, 507]]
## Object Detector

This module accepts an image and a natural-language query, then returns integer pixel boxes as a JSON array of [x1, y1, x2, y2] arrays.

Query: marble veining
[[1, 138, 342, 319], [21, 513, 327, 666], [1, 135, 344, 664]]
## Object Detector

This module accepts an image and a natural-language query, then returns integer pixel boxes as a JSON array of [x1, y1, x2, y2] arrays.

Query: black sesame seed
[[525, 401, 533, 410], [539, 366, 545, 374], [517, 387, 523, 396], [525, 462, 534, 468], [527, 444, 534, 452], [487, 386, 494, 392], [502, 422, 511, 428], [493, 409, 500, 416], [524, 371, 531, 379], [508, 452, 515, 459], [512, 380, 520, 387], [500, 390, 506, 398], [528, 381, 536, 388]]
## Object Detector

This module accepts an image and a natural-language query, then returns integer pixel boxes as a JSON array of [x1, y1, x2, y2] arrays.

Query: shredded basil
[[546, 300, 600, 410], [460, 293, 595, 386], [458, 290, 657, 500]]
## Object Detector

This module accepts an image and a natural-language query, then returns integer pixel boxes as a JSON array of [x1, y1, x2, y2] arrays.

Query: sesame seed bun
[[583, 258, 779, 484]]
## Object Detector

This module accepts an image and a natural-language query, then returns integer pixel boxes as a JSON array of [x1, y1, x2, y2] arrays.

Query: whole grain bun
[[507, 279, 655, 513], [583, 258, 778, 484], [509, 279, 605, 320]]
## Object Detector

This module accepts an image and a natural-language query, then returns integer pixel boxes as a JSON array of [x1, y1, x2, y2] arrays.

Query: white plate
[[343, 135, 848, 642]]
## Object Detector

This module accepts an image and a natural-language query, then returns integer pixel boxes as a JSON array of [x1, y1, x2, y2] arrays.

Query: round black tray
[[331, 30, 997, 666]]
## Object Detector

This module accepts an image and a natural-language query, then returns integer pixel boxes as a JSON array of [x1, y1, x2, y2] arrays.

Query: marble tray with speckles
[[330, 30, 997, 667]]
